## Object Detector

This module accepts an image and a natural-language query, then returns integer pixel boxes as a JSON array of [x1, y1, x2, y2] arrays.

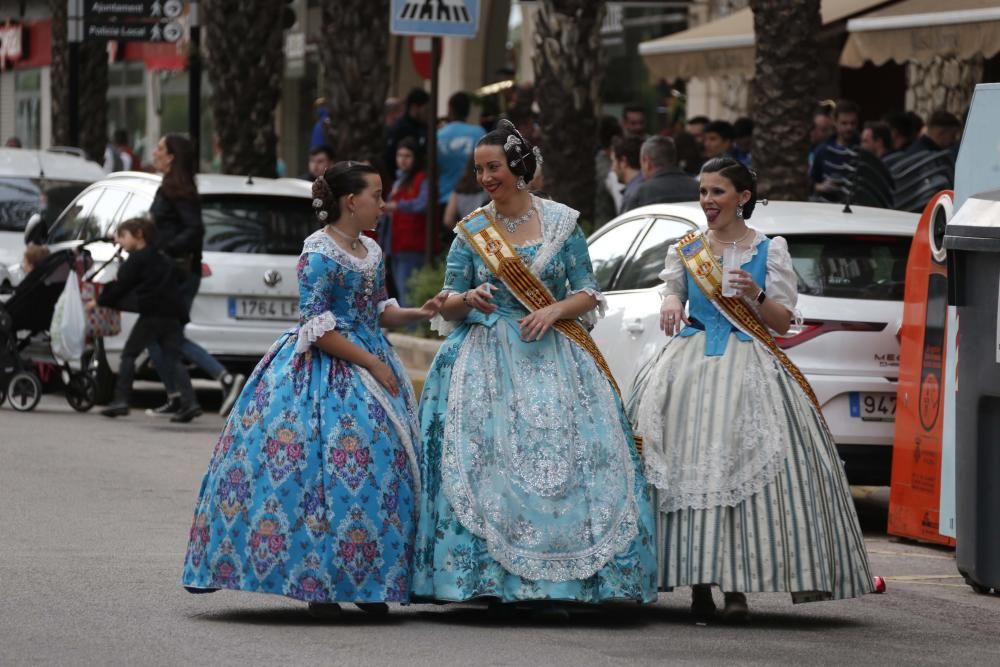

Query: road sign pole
[[425, 36, 441, 268], [68, 0, 81, 150], [188, 0, 201, 166]]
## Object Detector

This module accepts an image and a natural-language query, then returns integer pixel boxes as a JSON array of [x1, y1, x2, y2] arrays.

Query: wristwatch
[[755, 288, 767, 305]]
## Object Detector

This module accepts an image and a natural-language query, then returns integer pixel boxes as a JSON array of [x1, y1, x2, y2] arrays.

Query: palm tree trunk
[[319, 0, 391, 167], [50, 0, 108, 163], [203, 0, 285, 177], [749, 0, 822, 201], [533, 0, 605, 231]]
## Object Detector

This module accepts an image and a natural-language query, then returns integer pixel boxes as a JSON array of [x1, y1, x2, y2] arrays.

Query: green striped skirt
[[629, 333, 873, 602]]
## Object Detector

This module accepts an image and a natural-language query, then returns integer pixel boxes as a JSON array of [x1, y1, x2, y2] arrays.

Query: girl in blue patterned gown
[[182, 162, 445, 616], [413, 122, 658, 621]]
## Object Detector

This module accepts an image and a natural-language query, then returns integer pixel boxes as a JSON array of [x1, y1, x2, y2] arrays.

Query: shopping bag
[[79, 282, 122, 337], [50, 274, 87, 364]]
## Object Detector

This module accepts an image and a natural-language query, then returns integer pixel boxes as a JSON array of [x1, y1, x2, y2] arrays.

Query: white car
[[42, 171, 313, 384], [588, 201, 919, 486], [0, 147, 105, 290]]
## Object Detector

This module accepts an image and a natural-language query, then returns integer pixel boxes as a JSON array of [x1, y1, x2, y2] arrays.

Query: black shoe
[[721, 592, 749, 624], [307, 602, 342, 619], [219, 373, 246, 416], [691, 585, 717, 619], [170, 404, 203, 423], [529, 602, 570, 624], [355, 602, 389, 616], [100, 403, 129, 418], [145, 396, 181, 418]]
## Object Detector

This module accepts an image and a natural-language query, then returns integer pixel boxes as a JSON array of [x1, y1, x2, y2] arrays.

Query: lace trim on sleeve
[[762, 235, 803, 331], [377, 298, 399, 315], [568, 287, 607, 328], [295, 311, 336, 354], [429, 289, 460, 337], [656, 244, 687, 302]]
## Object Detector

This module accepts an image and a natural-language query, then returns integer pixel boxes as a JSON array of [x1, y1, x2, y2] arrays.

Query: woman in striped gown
[[627, 157, 873, 622]]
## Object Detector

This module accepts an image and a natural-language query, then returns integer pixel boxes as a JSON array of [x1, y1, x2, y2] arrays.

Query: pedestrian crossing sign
[[390, 0, 480, 39]]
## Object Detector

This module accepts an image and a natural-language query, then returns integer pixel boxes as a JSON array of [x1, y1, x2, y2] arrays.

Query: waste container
[[944, 189, 1000, 594]]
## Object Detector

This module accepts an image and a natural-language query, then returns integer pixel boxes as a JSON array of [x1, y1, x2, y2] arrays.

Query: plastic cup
[[721, 244, 741, 297]]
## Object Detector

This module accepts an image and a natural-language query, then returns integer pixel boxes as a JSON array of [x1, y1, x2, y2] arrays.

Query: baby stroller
[[0, 245, 98, 412]]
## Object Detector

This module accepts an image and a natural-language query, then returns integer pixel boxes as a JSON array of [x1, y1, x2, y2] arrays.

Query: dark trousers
[[115, 315, 196, 407]]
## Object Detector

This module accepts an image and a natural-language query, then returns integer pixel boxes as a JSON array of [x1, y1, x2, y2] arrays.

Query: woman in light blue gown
[[182, 162, 445, 616], [413, 121, 657, 620]]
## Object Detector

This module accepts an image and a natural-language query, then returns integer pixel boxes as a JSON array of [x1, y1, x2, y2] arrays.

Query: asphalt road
[[2, 389, 999, 666]]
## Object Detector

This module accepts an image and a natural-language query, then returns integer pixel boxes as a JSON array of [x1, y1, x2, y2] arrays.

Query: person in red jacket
[[383, 137, 428, 306]]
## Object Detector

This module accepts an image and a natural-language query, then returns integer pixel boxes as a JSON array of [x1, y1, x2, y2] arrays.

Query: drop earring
[[516, 176, 527, 191], [736, 203, 744, 219]]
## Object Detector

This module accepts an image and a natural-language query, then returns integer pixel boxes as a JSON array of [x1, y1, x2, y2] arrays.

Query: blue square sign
[[390, 0, 480, 39]]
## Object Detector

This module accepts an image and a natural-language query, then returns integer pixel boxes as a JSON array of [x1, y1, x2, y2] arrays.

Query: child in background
[[86, 217, 200, 422], [6, 243, 50, 286]]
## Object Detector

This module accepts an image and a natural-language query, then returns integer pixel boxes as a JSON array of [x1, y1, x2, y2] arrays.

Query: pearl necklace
[[491, 201, 536, 233], [326, 224, 362, 251]]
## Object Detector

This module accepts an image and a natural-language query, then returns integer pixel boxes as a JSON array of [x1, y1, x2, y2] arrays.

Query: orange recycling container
[[888, 190, 956, 547]]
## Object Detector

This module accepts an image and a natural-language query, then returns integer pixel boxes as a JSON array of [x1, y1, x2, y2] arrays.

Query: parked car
[[0, 147, 105, 292], [40, 171, 315, 393], [588, 201, 919, 486]]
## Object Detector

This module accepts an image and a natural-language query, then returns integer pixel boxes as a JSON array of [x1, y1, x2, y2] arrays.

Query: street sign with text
[[390, 0, 480, 39], [82, 0, 186, 42]]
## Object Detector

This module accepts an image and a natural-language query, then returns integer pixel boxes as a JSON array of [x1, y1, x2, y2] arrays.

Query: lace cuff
[[377, 298, 399, 316], [295, 311, 336, 353], [569, 287, 607, 328], [429, 290, 460, 337]]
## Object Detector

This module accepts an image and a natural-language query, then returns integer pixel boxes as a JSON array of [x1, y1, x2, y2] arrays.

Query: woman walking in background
[[182, 161, 445, 615], [146, 133, 245, 417]]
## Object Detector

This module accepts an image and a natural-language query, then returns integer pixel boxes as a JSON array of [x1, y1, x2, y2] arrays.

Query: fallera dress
[[181, 230, 422, 604], [413, 196, 658, 604], [627, 231, 873, 602]]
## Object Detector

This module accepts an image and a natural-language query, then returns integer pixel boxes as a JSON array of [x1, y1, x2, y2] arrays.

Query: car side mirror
[[23, 213, 46, 245]]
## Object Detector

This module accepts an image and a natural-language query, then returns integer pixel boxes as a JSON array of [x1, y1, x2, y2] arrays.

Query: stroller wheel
[[7, 371, 42, 412], [66, 372, 97, 412]]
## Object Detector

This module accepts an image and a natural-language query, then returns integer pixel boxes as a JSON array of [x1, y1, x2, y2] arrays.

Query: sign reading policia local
[[82, 0, 186, 43], [390, 0, 480, 39]]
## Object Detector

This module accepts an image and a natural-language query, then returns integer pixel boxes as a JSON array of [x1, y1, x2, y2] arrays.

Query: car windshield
[[202, 195, 314, 255], [0, 177, 89, 232], [785, 233, 911, 301]]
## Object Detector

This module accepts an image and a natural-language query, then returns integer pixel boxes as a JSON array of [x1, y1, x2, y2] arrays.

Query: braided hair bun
[[476, 118, 543, 183], [311, 160, 379, 223]]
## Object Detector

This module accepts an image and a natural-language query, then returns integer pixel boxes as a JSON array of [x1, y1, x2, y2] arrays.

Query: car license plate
[[228, 297, 299, 321], [849, 392, 896, 422]]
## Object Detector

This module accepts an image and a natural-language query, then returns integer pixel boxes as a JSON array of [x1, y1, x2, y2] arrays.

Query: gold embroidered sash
[[457, 209, 642, 453], [675, 232, 825, 419]]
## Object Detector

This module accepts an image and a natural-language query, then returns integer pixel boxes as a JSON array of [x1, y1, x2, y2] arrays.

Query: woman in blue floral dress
[[413, 122, 658, 621], [182, 162, 445, 616]]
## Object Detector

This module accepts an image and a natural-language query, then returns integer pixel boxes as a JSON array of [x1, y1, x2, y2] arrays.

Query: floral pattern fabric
[[413, 199, 657, 603], [182, 231, 420, 603]]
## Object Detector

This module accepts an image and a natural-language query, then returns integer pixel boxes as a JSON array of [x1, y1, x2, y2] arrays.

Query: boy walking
[[87, 217, 201, 422]]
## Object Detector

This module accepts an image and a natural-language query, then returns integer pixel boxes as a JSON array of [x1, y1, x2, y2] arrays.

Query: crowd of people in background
[[588, 96, 964, 230]]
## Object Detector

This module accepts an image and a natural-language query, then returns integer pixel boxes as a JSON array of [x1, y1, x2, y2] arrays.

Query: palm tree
[[49, 0, 108, 163], [749, 0, 822, 200], [533, 0, 605, 230], [203, 0, 286, 177], [318, 0, 391, 165]]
